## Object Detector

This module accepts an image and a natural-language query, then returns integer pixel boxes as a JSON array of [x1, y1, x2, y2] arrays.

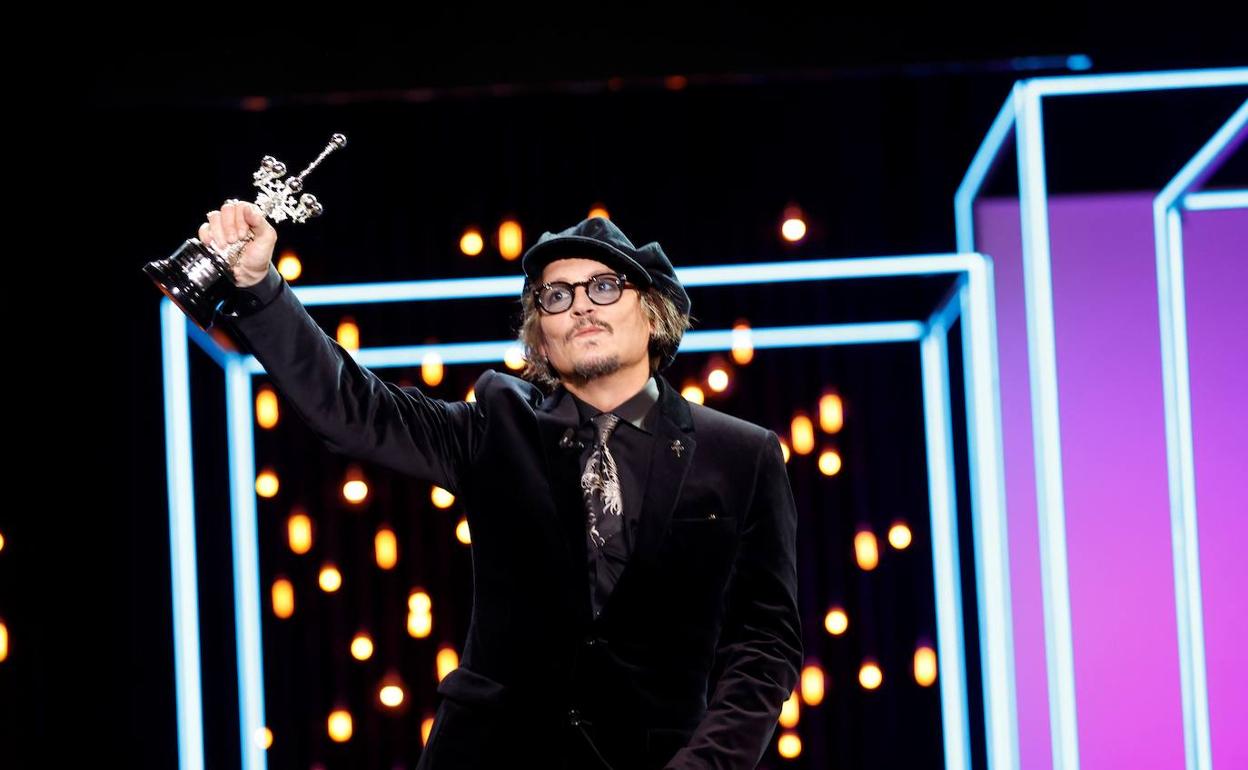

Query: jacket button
[[568, 708, 582, 726]]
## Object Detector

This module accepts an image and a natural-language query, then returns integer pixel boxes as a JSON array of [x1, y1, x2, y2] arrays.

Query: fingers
[[204, 200, 274, 259], [222, 201, 242, 242], [197, 221, 215, 249], [230, 200, 250, 240], [204, 201, 252, 248], [206, 210, 228, 249], [240, 201, 265, 232]]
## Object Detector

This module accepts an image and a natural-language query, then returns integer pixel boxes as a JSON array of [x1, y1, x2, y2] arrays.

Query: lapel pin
[[559, 428, 583, 450], [670, 439, 685, 458]]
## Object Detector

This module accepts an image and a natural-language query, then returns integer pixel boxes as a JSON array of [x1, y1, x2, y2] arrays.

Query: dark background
[[7, 11, 1244, 768]]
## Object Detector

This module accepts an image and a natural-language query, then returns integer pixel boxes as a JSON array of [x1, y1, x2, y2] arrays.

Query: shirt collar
[[564, 376, 660, 434]]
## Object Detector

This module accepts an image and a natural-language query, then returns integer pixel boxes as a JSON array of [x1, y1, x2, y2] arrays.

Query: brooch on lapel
[[559, 428, 585, 450], [670, 439, 685, 458]]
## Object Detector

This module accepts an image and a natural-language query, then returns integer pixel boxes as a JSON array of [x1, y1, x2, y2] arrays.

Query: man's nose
[[569, 284, 596, 314]]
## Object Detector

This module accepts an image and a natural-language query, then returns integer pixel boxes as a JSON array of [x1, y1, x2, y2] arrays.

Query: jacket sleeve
[[218, 261, 286, 317], [214, 266, 485, 496], [666, 429, 803, 770]]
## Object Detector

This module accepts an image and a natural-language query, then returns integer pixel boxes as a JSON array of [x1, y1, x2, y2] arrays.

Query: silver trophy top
[[251, 133, 347, 224]]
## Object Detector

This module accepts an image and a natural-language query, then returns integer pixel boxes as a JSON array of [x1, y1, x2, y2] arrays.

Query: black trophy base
[[143, 238, 238, 332]]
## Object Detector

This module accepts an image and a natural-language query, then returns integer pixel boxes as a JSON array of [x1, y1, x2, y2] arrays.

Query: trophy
[[143, 133, 348, 330]]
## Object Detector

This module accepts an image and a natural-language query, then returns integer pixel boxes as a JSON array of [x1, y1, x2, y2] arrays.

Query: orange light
[[588, 204, 610, 220], [436, 646, 460, 681], [288, 512, 312, 555], [255, 387, 279, 429], [318, 564, 342, 593], [272, 578, 294, 619], [375, 527, 398, 569], [327, 709, 353, 742], [255, 469, 279, 498], [379, 684, 405, 708], [408, 611, 432, 638], [421, 351, 444, 387], [818, 393, 843, 433], [818, 449, 838, 474], [800, 664, 825, 706], [350, 633, 374, 661], [681, 384, 705, 404], [408, 589, 433, 638], [342, 479, 368, 504], [431, 486, 455, 509], [342, 466, 369, 504], [276, 251, 302, 281], [790, 414, 814, 455], [455, 517, 471, 545], [824, 607, 848, 635], [503, 345, 526, 370], [777, 731, 802, 758], [460, 228, 484, 256], [854, 530, 880, 571], [254, 726, 273, 750], [778, 689, 799, 727], [498, 219, 524, 260], [408, 589, 432, 614], [817, 449, 842, 476], [915, 645, 938, 686], [859, 660, 883, 690], [888, 522, 912, 550], [780, 204, 807, 243], [730, 321, 754, 365], [336, 318, 360, 351]]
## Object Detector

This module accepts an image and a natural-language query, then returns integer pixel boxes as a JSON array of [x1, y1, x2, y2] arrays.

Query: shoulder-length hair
[[515, 283, 694, 390]]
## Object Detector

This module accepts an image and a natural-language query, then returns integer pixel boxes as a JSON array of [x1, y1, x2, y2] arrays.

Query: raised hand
[[199, 200, 278, 288]]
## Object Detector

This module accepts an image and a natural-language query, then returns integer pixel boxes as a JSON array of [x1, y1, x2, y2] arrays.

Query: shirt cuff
[[219, 263, 284, 318]]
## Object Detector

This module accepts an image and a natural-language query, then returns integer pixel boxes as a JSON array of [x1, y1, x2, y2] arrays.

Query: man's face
[[538, 257, 652, 383]]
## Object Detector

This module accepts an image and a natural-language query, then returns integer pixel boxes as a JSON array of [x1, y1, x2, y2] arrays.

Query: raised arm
[[202, 201, 483, 495]]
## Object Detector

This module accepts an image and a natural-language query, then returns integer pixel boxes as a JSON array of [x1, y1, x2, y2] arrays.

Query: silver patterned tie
[[582, 412, 623, 550]]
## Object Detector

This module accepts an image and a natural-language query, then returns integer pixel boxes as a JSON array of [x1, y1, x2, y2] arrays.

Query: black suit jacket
[[217, 269, 802, 769]]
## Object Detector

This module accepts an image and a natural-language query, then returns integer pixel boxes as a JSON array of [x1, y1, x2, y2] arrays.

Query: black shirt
[[562, 376, 660, 619]]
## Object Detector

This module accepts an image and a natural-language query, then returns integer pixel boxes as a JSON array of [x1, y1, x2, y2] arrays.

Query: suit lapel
[[535, 388, 594, 624]]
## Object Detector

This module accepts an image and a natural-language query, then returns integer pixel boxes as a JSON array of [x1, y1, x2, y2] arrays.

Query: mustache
[[568, 322, 610, 340]]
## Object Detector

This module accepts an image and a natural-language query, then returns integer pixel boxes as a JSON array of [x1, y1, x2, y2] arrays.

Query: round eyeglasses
[[534, 273, 631, 314]]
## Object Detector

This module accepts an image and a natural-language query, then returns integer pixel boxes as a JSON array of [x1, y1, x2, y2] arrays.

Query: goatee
[[565, 353, 621, 385]]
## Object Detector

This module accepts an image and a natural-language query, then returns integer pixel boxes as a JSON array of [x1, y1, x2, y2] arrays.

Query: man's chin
[[567, 353, 622, 382]]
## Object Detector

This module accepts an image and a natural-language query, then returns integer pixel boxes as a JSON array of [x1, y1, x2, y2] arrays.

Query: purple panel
[[976, 193, 1248, 769], [1182, 206, 1248, 770], [1048, 193, 1182, 770]]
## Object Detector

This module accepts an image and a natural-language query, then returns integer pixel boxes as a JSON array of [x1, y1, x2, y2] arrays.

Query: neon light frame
[[954, 67, 1248, 770], [1153, 99, 1247, 770], [158, 251, 1015, 770]]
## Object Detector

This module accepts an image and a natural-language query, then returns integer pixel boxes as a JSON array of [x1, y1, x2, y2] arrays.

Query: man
[[203, 204, 802, 769]]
